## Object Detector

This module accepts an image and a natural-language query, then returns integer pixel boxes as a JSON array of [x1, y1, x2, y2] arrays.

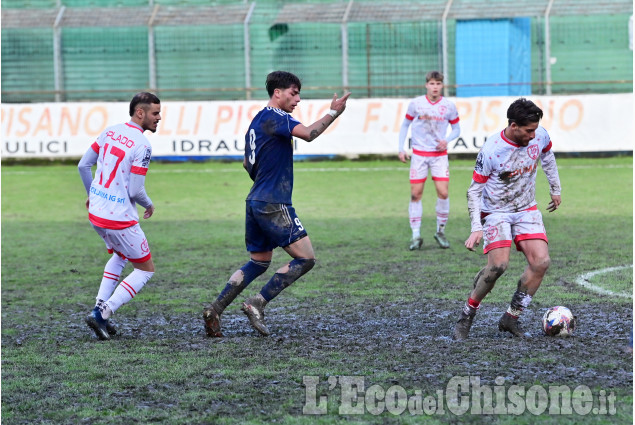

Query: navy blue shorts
[[245, 200, 308, 252]]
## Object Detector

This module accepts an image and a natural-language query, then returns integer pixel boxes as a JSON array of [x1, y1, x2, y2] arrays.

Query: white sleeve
[[78, 148, 98, 195], [446, 122, 460, 142], [128, 173, 153, 209], [398, 118, 412, 153], [540, 149, 561, 196], [467, 180, 486, 232]]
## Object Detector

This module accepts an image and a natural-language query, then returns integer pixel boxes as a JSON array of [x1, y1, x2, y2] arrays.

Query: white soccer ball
[[542, 306, 576, 337]]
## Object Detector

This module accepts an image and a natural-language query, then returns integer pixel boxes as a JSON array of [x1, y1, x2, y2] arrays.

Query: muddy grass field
[[2, 158, 633, 424]]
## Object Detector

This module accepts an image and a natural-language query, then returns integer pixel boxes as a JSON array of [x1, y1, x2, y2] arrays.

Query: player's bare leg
[[499, 240, 550, 337], [242, 237, 316, 336], [433, 180, 450, 249], [408, 183, 424, 250], [205, 252, 271, 337], [454, 248, 509, 340]]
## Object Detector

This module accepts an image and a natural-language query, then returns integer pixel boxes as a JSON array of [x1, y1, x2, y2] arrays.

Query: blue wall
[[456, 18, 532, 97]]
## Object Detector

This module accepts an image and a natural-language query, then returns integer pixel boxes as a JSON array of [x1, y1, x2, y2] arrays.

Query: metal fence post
[[53, 6, 65, 102], [244, 2, 256, 99], [442, 0, 453, 97], [341, 0, 354, 91], [148, 5, 159, 92], [545, 0, 555, 95]]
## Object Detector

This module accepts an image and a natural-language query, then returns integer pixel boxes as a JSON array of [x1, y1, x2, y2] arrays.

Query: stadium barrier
[[1, 93, 631, 160]]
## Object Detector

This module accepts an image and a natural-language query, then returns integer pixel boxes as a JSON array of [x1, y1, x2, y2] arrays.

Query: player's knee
[[488, 262, 508, 277], [295, 258, 316, 276], [531, 255, 551, 274]]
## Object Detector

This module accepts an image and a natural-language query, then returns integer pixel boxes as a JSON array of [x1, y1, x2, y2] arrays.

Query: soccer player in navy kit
[[203, 71, 350, 337]]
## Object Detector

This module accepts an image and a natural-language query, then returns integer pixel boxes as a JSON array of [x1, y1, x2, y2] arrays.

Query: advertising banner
[[2, 94, 631, 159]]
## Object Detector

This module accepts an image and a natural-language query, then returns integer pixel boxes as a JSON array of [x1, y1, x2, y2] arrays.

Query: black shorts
[[245, 200, 308, 252]]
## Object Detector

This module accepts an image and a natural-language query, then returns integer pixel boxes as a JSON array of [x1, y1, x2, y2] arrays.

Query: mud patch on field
[[2, 298, 632, 423]]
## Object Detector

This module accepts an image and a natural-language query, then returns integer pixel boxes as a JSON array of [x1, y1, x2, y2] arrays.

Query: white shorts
[[92, 223, 152, 263], [409, 154, 449, 184], [481, 207, 547, 254]]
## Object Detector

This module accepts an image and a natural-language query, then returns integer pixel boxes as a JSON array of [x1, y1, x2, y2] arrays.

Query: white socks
[[104, 269, 154, 316], [409, 200, 422, 238], [436, 198, 449, 233], [410, 198, 450, 236], [96, 254, 128, 307]]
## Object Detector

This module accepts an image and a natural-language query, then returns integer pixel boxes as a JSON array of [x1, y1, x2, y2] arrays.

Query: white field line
[[574, 265, 633, 298], [2, 163, 632, 175]]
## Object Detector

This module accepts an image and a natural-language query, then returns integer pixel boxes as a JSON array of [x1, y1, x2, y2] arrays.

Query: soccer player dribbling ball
[[453, 98, 562, 340], [78, 92, 161, 340], [398, 71, 461, 251], [203, 71, 351, 337]]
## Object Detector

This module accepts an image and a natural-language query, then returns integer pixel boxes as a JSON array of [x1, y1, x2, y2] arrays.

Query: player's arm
[[465, 179, 486, 251], [540, 144, 562, 212], [78, 145, 99, 209], [446, 122, 461, 142], [78, 145, 98, 195], [129, 173, 154, 219], [292, 92, 351, 142], [398, 118, 412, 163], [436, 121, 460, 151]]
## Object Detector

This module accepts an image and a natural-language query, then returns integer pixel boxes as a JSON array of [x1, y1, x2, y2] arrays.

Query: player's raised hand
[[330, 92, 351, 116], [436, 139, 448, 151]]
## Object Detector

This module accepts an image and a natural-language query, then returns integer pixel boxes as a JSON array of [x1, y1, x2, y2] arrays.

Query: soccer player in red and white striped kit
[[453, 98, 562, 340], [78, 92, 161, 340]]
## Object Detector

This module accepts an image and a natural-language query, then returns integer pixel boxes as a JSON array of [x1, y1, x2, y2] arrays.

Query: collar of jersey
[[126, 122, 144, 132], [425, 95, 443, 105], [500, 130, 522, 148]]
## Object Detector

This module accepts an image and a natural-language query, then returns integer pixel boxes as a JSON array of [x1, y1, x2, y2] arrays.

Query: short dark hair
[[426, 71, 444, 82], [507, 98, 543, 127], [266, 71, 302, 97], [129, 92, 160, 117]]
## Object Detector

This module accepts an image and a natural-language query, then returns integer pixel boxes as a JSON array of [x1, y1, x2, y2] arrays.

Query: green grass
[[1, 157, 633, 424]]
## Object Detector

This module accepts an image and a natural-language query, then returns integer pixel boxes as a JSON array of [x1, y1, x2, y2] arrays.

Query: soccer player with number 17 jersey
[[78, 92, 161, 341], [203, 71, 351, 337]]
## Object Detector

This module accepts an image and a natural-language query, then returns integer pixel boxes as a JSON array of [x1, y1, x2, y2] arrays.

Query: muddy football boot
[[105, 321, 117, 336], [241, 296, 270, 336], [434, 232, 450, 249], [453, 308, 476, 340], [202, 304, 223, 337], [85, 307, 110, 340], [498, 313, 525, 337], [409, 237, 423, 251]]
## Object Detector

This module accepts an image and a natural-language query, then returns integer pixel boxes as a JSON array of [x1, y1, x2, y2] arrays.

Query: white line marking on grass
[[144, 163, 634, 174], [1, 163, 631, 176], [574, 265, 633, 298]]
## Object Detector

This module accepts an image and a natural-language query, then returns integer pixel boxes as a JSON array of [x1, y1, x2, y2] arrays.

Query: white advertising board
[[1, 94, 631, 159]]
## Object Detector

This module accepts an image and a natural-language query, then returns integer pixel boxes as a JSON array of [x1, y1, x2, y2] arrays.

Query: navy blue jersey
[[245, 107, 301, 204]]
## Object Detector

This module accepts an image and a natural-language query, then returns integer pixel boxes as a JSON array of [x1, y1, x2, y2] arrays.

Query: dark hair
[[507, 98, 543, 127], [426, 70, 444, 82], [129, 92, 160, 117], [266, 71, 302, 97]]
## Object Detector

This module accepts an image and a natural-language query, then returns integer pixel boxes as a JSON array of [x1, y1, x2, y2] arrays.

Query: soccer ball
[[542, 306, 576, 337]]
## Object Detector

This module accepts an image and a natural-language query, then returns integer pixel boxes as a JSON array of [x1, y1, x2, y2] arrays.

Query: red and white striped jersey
[[472, 126, 558, 213], [88, 122, 152, 229], [405, 95, 459, 155]]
